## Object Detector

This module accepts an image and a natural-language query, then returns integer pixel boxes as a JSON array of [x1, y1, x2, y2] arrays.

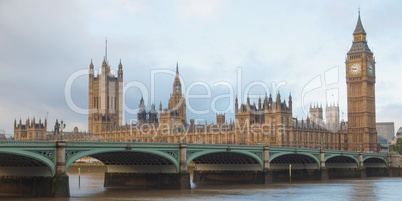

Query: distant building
[[326, 103, 339, 132], [377, 136, 388, 146], [14, 118, 47, 140], [308, 103, 340, 132], [397, 127, 402, 137], [390, 126, 402, 145], [376, 122, 395, 143], [309, 104, 323, 125]]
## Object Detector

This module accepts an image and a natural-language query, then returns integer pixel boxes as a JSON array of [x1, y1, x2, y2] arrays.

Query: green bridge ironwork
[[0, 140, 389, 177]]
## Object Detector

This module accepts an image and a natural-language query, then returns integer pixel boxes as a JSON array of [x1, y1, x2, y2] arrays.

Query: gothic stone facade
[[14, 118, 47, 140], [88, 58, 123, 135], [86, 61, 349, 150]]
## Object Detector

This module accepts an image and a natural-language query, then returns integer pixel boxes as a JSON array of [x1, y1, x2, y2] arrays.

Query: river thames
[[4, 171, 402, 201]]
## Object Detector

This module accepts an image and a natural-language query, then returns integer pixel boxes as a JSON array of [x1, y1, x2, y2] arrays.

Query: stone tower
[[309, 103, 323, 125], [137, 97, 147, 125], [167, 63, 187, 124], [14, 117, 47, 140], [345, 12, 377, 152], [326, 102, 339, 132], [159, 64, 187, 135], [88, 58, 123, 136], [216, 113, 226, 125]]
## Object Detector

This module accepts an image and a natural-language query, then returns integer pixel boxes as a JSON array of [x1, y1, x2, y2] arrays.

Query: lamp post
[[59, 120, 66, 141]]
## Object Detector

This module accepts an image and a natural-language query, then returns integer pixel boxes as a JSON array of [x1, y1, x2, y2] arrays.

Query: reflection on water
[[66, 171, 402, 201], [3, 168, 402, 201]]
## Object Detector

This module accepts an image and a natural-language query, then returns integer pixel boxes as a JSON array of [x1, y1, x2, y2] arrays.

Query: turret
[[173, 62, 181, 93], [264, 93, 268, 111], [288, 93, 292, 111], [276, 93, 281, 111], [283, 99, 287, 110], [101, 56, 110, 75], [89, 59, 94, 77], [148, 103, 158, 123], [269, 94, 272, 104], [118, 59, 123, 79], [137, 97, 147, 124], [235, 96, 238, 114], [246, 95, 250, 111], [216, 113, 225, 125]]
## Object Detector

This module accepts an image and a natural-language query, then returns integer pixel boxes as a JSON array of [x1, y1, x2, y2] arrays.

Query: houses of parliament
[[14, 13, 378, 152]]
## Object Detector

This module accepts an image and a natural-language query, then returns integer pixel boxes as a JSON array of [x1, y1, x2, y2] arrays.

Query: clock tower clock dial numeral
[[350, 63, 361, 75]]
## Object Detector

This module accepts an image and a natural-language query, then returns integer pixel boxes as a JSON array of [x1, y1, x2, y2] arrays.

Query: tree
[[389, 138, 402, 154]]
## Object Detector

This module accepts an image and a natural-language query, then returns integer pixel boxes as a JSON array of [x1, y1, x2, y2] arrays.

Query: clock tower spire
[[346, 11, 377, 152]]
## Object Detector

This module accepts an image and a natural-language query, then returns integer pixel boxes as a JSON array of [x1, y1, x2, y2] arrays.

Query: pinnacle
[[353, 12, 366, 35]]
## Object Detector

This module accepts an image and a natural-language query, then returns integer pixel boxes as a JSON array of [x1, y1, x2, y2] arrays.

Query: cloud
[[175, 0, 226, 19], [0, 0, 401, 136]]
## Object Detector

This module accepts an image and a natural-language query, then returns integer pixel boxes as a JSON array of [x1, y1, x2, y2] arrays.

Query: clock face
[[350, 63, 361, 75], [368, 62, 374, 76]]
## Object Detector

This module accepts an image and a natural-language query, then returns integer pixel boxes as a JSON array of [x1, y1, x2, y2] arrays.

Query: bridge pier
[[103, 143, 190, 190], [52, 141, 70, 197], [359, 152, 367, 179], [0, 176, 54, 197], [179, 143, 191, 190], [387, 154, 398, 177], [263, 146, 273, 184], [0, 141, 70, 197], [320, 149, 329, 181]]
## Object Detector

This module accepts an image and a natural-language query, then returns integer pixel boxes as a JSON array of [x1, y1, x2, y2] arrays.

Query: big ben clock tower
[[346, 11, 377, 152]]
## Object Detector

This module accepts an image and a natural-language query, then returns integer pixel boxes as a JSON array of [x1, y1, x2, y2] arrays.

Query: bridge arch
[[187, 150, 263, 171], [65, 148, 179, 173], [363, 157, 387, 168], [0, 149, 55, 176], [270, 152, 320, 169], [325, 155, 359, 168]]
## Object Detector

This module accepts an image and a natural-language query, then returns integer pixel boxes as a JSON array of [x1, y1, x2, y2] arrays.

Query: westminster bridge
[[0, 141, 396, 197]]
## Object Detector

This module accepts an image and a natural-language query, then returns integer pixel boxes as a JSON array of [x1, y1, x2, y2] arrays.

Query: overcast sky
[[1, 0, 401, 135]]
